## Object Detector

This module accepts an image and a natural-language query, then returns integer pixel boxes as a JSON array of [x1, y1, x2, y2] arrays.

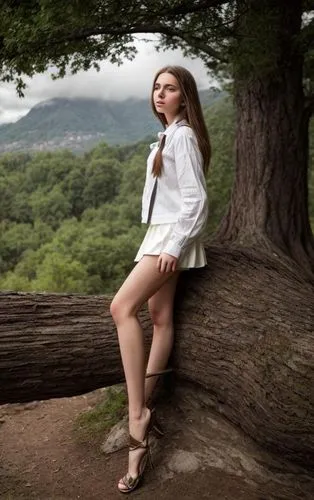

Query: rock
[[167, 449, 200, 473], [101, 416, 128, 454]]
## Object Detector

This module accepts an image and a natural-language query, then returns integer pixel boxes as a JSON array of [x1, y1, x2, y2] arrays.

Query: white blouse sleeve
[[162, 127, 208, 259]]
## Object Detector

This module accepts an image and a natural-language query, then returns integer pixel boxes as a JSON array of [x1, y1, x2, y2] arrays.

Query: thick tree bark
[[215, 0, 314, 275], [204, 0, 314, 468], [172, 246, 314, 468]]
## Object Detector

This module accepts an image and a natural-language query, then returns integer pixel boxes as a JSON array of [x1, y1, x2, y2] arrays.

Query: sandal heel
[[147, 445, 154, 470], [150, 408, 165, 438]]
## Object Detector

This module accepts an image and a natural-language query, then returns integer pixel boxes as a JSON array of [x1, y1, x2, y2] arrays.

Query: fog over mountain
[[0, 38, 216, 125], [0, 90, 223, 153]]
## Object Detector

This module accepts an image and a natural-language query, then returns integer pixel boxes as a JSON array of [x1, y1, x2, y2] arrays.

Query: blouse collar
[[158, 115, 187, 139], [150, 116, 188, 150]]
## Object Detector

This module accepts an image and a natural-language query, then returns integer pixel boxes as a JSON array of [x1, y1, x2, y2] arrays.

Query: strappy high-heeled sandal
[[118, 411, 154, 494]]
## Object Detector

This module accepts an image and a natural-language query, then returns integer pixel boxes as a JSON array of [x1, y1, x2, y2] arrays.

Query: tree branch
[[43, 24, 228, 63], [165, 0, 227, 17]]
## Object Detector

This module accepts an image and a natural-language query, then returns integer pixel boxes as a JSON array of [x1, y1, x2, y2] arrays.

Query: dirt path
[[0, 390, 264, 500]]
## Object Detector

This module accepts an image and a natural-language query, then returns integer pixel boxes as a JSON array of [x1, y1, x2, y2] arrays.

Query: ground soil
[[0, 389, 266, 500]]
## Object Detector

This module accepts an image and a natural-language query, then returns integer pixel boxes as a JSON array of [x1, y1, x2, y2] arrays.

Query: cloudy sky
[[0, 37, 215, 125]]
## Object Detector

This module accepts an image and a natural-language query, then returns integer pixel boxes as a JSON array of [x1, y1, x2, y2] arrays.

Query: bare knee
[[109, 297, 119, 323], [148, 303, 173, 328], [110, 296, 137, 325], [110, 296, 126, 324]]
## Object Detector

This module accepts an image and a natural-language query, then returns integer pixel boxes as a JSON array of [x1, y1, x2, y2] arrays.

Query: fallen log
[[0, 291, 153, 402]]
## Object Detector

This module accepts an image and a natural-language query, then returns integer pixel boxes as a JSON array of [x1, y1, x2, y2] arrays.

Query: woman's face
[[153, 72, 183, 122]]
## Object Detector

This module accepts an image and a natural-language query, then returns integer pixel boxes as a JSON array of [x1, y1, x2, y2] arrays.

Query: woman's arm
[[162, 127, 208, 259]]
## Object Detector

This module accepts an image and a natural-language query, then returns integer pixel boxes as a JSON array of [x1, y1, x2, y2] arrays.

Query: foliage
[[204, 96, 235, 233], [0, 2, 312, 99], [0, 127, 150, 293], [0, 1, 233, 95]]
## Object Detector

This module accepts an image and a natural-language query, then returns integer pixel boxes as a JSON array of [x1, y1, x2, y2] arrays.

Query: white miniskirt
[[134, 223, 207, 270]]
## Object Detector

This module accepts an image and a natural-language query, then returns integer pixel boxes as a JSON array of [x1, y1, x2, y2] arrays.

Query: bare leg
[[145, 271, 181, 403], [110, 256, 179, 489]]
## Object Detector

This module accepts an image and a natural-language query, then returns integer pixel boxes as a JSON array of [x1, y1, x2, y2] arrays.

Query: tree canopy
[[0, 1, 311, 102]]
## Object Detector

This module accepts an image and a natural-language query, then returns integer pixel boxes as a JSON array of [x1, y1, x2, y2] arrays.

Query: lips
[[155, 101, 164, 105]]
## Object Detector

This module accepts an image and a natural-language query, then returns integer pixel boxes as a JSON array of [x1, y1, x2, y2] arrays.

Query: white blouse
[[141, 119, 209, 259]]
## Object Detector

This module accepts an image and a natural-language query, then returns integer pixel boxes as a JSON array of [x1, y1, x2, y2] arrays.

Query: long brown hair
[[151, 65, 211, 178]]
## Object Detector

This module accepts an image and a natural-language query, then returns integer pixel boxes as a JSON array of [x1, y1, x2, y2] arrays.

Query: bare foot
[[118, 407, 151, 492]]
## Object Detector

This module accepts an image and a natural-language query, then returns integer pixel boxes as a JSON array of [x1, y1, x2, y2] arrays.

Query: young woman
[[110, 65, 211, 493]]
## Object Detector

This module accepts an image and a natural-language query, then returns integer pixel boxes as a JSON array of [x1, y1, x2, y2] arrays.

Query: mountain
[[0, 89, 224, 153]]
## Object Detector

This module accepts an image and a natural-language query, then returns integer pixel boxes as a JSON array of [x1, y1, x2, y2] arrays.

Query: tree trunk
[[215, 0, 314, 275], [0, 291, 153, 403], [172, 246, 314, 468], [195, 0, 314, 469]]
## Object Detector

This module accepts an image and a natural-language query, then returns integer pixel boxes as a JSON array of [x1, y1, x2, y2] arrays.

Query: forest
[[0, 95, 262, 295]]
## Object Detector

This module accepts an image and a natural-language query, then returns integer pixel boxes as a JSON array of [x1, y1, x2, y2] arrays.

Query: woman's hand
[[157, 252, 178, 273]]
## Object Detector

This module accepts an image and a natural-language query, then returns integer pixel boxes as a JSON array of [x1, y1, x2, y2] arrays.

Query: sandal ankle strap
[[129, 434, 147, 450], [145, 368, 173, 379]]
